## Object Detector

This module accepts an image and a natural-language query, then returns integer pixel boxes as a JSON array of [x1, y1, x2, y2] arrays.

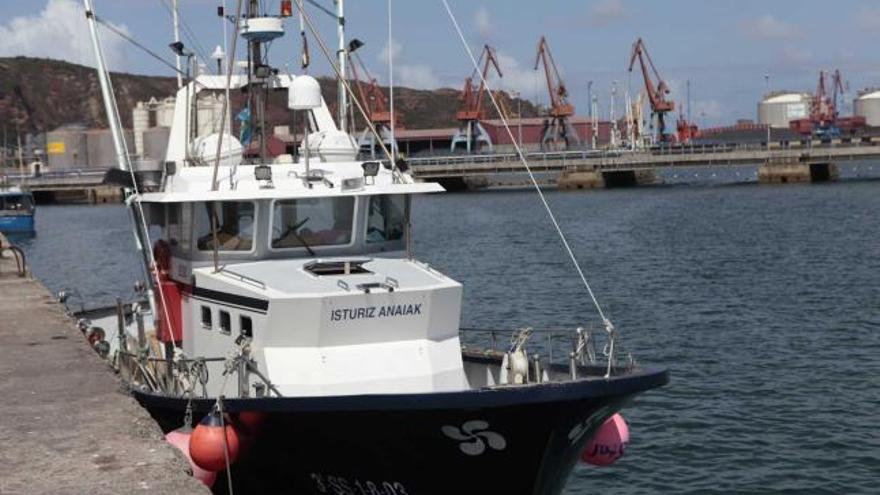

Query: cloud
[[0, 0, 130, 70], [474, 6, 493, 38], [740, 15, 801, 40], [397, 65, 442, 89], [378, 38, 402, 65], [376, 38, 441, 89], [589, 0, 627, 26], [854, 7, 880, 30], [776, 45, 812, 68], [491, 51, 540, 98]]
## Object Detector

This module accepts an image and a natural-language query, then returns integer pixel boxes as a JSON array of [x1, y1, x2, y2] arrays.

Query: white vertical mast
[[172, 0, 183, 88], [335, 0, 347, 132], [83, 0, 129, 171], [387, 0, 395, 164]]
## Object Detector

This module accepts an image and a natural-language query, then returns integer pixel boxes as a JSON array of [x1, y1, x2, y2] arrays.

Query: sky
[[2, 0, 880, 127]]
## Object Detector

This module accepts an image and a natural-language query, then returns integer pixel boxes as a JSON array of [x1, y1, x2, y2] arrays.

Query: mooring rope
[[439, 0, 614, 332]]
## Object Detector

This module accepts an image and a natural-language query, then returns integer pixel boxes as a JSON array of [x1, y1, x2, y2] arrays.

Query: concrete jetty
[[0, 235, 208, 494]]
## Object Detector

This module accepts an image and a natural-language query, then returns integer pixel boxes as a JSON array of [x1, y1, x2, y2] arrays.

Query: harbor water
[[14, 180, 880, 494]]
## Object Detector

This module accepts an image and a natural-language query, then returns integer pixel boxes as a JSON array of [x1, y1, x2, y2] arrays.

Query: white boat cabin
[[140, 157, 467, 398]]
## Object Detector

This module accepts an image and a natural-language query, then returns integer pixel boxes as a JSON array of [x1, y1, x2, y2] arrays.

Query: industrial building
[[854, 89, 880, 126], [45, 125, 134, 172], [757, 92, 811, 128]]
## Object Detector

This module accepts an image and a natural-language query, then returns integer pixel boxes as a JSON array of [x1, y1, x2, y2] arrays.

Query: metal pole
[[387, 0, 396, 164], [587, 80, 593, 119], [172, 0, 183, 88], [83, 0, 129, 171], [335, 0, 347, 132], [765, 74, 771, 150]]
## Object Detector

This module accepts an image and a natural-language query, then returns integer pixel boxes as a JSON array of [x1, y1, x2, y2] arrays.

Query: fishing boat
[[77, 1, 667, 493], [0, 186, 35, 234]]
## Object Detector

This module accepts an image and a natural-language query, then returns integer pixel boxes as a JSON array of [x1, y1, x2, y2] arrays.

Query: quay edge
[[0, 234, 209, 495]]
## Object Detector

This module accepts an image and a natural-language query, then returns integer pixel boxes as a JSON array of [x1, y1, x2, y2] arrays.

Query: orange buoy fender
[[232, 411, 266, 436], [189, 412, 241, 472], [581, 413, 630, 467], [165, 428, 218, 487]]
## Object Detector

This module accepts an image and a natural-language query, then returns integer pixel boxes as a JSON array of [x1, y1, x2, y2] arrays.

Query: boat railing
[[459, 325, 634, 379]]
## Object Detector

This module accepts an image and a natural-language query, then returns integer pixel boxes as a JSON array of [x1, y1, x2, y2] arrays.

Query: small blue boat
[[0, 187, 35, 234]]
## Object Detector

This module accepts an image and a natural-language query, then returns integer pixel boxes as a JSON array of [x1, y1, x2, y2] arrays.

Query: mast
[[83, 0, 129, 171], [248, 0, 268, 162], [82, 0, 156, 317], [335, 0, 347, 132], [172, 0, 183, 88]]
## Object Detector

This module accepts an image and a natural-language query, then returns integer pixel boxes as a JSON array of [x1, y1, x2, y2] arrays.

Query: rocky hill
[[0, 57, 538, 135]]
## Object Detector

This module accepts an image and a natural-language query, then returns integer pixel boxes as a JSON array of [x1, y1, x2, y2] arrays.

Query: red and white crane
[[628, 37, 697, 143], [533, 36, 580, 149], [451, 44, 502, 152]]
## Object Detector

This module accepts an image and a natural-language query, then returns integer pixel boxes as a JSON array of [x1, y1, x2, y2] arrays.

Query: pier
[[409, 140, 880, 188], [0, 234, 207, 494]]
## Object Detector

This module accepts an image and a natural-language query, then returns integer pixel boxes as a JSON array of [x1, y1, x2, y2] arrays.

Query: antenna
[[387, 0, 396, 165], [172, 0, 183, 88]]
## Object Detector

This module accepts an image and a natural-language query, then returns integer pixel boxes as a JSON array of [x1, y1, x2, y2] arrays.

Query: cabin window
[[271, 197, 355, 249], [219, 310, 231, 334], [240, 315, 253, 338], [366, 195, 407, 244], [196, 201, 255, 251], [200, 306, 212, 329], [0, 194, 34, 213]]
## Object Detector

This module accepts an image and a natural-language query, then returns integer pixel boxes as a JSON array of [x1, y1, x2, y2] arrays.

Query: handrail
[[0, 233, 27, 277]]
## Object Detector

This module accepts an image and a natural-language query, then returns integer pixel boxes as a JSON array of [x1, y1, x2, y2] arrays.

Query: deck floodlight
[[348, 39, 365, 54], [362, 161, 380, 178], [169, 41, 187, 57], [255, 165, 273, 181], [254, 64, 272, 79]]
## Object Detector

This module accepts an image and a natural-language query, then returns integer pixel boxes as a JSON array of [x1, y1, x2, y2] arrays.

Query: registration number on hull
[[310, 473, 410, 495]]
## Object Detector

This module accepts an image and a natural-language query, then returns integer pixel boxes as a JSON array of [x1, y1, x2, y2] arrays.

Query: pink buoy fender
[[165, 428, 218, 487], [580, 413, 630, 467]]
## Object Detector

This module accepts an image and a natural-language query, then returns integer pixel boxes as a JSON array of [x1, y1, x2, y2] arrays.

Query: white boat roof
[[136, 161, 444, 203]]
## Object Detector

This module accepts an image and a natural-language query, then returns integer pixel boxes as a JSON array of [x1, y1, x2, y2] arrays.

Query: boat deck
[[0, 235, 209, 495]]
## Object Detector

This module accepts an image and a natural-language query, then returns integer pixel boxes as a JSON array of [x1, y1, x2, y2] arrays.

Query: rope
[[439, 0, 614, 331], [216, 396, 235, 495]]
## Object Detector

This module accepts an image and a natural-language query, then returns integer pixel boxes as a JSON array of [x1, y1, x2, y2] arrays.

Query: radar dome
[[191, 133, 243, 168], [289, 75, 322, 110]]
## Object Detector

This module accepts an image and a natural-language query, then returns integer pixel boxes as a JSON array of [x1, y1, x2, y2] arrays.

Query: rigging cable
[[84, 3, 182, 356], [291, 0, 403, 180], [439, 0, 614, 333]]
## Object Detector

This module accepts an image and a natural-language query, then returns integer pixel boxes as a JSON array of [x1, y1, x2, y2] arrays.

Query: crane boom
[[456, 45, 502, 122], [628, 37, 675, 141], [534, 36, 574, 117]]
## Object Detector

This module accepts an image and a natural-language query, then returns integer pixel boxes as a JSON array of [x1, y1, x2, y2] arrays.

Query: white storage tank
[[854, 90, 880, 126], [758, 92, 811, 128]]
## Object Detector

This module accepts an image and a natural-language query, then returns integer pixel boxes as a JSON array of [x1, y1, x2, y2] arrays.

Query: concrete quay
[[0, 235, 208, 495]]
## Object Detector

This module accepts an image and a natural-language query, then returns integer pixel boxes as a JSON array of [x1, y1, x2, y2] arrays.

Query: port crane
[[451, 44, 502, 152], [347, 39, 399, 157], [791, 69, 864, 138], [534, 36, 581, 150], [628, 37, 695, 143]]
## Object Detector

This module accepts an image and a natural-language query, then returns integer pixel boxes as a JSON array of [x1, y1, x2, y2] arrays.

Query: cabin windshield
[[1, 194, 34, 213], [195, 201, 255, 251], [271, 197, 355, 250], [367, 194, 407, 244]]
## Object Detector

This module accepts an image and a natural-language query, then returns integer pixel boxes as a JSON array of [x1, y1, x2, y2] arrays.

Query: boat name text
[[330, 304, 422, 322]]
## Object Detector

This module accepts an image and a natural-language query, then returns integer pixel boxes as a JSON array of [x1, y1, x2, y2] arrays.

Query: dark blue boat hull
[[0, 214, 34, 233], [133, 365, 668, 495]]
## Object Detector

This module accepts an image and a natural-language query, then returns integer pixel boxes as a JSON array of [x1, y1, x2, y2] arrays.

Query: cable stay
[[440, 0, 619, 374]]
